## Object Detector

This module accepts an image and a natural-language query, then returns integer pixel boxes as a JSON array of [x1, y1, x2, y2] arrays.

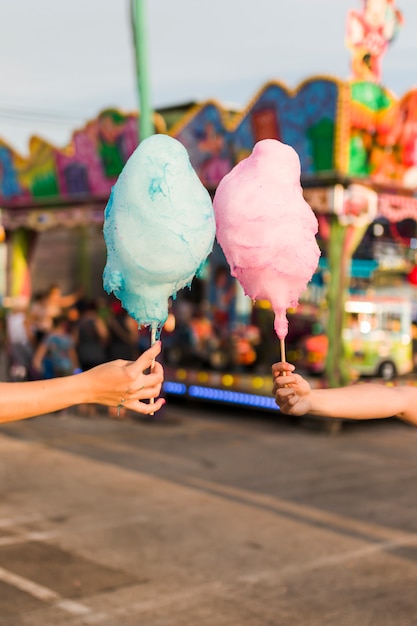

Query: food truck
[[301, 295, 414, 380], [343, 295, 413, 380]]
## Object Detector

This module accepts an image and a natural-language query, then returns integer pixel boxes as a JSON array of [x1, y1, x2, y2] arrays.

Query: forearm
[[308, 384, 414, 422], [0, 375, 90, 424], [0, 345, 166, 424]]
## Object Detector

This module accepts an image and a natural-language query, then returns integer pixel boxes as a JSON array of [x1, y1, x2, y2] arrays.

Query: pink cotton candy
[[213, 139, 321, 339]]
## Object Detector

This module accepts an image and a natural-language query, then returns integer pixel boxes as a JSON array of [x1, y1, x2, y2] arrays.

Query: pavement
[[0, 401, 416, 625]]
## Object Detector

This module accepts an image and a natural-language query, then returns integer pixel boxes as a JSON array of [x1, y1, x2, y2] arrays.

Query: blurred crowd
[[3, 277, 275, 396]]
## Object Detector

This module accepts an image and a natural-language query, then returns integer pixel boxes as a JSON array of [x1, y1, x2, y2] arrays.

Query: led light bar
[[162, 381, 279, 411], [163, 382, 187, 395]]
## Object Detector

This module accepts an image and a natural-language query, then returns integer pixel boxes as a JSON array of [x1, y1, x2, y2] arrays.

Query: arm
[[59, 287, 84, 309], [94, 316, 109, 343], [32, 340, 48, 374], [272, 362, 417, 427], [107, 314, 136, 345], [0, 342, 165, 424]]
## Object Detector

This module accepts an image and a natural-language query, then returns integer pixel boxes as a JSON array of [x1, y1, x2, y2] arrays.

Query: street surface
[[0, 401, 416, 625]]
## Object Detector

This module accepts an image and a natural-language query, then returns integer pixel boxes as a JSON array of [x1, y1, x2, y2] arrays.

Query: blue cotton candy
[[103, 134, 215, 332]]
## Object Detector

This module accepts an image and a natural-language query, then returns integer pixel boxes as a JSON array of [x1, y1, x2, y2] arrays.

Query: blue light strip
[[163, 381, 187, 395], [163, 381, 280, 411], [188, 385, 279, 410]]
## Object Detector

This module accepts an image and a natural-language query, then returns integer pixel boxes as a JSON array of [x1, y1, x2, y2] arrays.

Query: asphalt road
[[0, 401, 417, 625]]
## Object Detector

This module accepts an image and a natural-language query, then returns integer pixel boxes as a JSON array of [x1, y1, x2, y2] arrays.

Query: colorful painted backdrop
[[0, 77, 417, 210]]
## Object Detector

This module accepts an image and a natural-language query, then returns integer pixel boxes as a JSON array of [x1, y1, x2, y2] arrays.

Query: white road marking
[[0, 513, 149, 546], [185, 475, 417, 544], [0, 514, 43, 528], [55, 599, 93, 615], [0, 564, 94, 616], [0, 565, 58, 601], [237, 533, 417, 584]]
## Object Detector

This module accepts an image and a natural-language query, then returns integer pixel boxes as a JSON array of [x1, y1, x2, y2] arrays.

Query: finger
[[275, 374, 297, 388], [273, 368, 293, 382], [128, 362, 164, 391], [129, 341, 162, 374], [272, 362, 294, 375], [122, 377, 163, 404], [130, 398, 166, 415], [140, 377, 163, 395], [132, 365, 163, 394], [288, 395, 299, 406], [276, 388, 296, 401], [145, 361, 164, 381], [138, 383, 163, 400], [278, 396, 297, 413]]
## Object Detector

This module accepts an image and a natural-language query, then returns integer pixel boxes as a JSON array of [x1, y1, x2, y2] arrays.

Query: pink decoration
[[213, 139, 321, 339]]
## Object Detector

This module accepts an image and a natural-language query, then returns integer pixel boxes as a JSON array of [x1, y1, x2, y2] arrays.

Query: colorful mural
[[172, 78, 342, 188], [348, 81, 417, 187], [0, 76, 417, 213], [0, 109, 165, 208]]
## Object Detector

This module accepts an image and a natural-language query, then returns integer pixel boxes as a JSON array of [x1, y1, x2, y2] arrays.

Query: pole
[[131, 0, 154, 141]]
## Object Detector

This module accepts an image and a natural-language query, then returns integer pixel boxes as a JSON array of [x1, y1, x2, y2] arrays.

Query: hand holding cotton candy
[[213, 139, 320, 343], [103, 134, 216, 338]]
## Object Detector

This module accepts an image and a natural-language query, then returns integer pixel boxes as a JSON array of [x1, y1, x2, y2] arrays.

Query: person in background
[[272, 361, 417, 427], [74, 299, 110, 415], [32, 315, 79, 379], [106, 298, 140, 418], [44, 284, 83, 319], [0, 342, 165, 424], [5, 297, 34, 381], [75, 299, 109, 372], [28, 291, 50, 347], [28, 285, 82, 348], [211, 265, 236, 337], [106, 298, 138, 362]]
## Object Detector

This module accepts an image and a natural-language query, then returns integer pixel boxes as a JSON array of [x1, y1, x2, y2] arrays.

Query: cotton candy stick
[[149, 323, 157, 413], [280, 338, 286, 363]]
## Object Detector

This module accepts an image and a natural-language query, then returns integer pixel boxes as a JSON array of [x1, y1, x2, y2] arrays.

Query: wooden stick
[[280, 337, 286, 377], [150, 325, 157, 413]]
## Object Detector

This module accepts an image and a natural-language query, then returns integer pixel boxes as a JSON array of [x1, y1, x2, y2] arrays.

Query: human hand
[[83, 341, 165, 415], [271, 362, 313, 416]]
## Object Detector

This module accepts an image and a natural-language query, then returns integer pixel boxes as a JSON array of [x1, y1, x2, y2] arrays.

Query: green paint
[[348, 134, 370, 176], [31, 173, 59, 197], [350, 81, 393, 112], [306, 118, 335, 172]]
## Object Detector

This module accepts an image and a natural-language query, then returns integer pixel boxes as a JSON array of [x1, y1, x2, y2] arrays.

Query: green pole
[[131, 0, 154, 141], [325, 217, 350, 388]]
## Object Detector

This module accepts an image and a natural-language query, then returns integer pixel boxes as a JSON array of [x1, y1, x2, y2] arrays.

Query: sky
[[0, 0, 416, 155]]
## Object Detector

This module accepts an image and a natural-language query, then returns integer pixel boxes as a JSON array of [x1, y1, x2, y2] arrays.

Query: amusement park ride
[[1, 0, 417, 410]]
